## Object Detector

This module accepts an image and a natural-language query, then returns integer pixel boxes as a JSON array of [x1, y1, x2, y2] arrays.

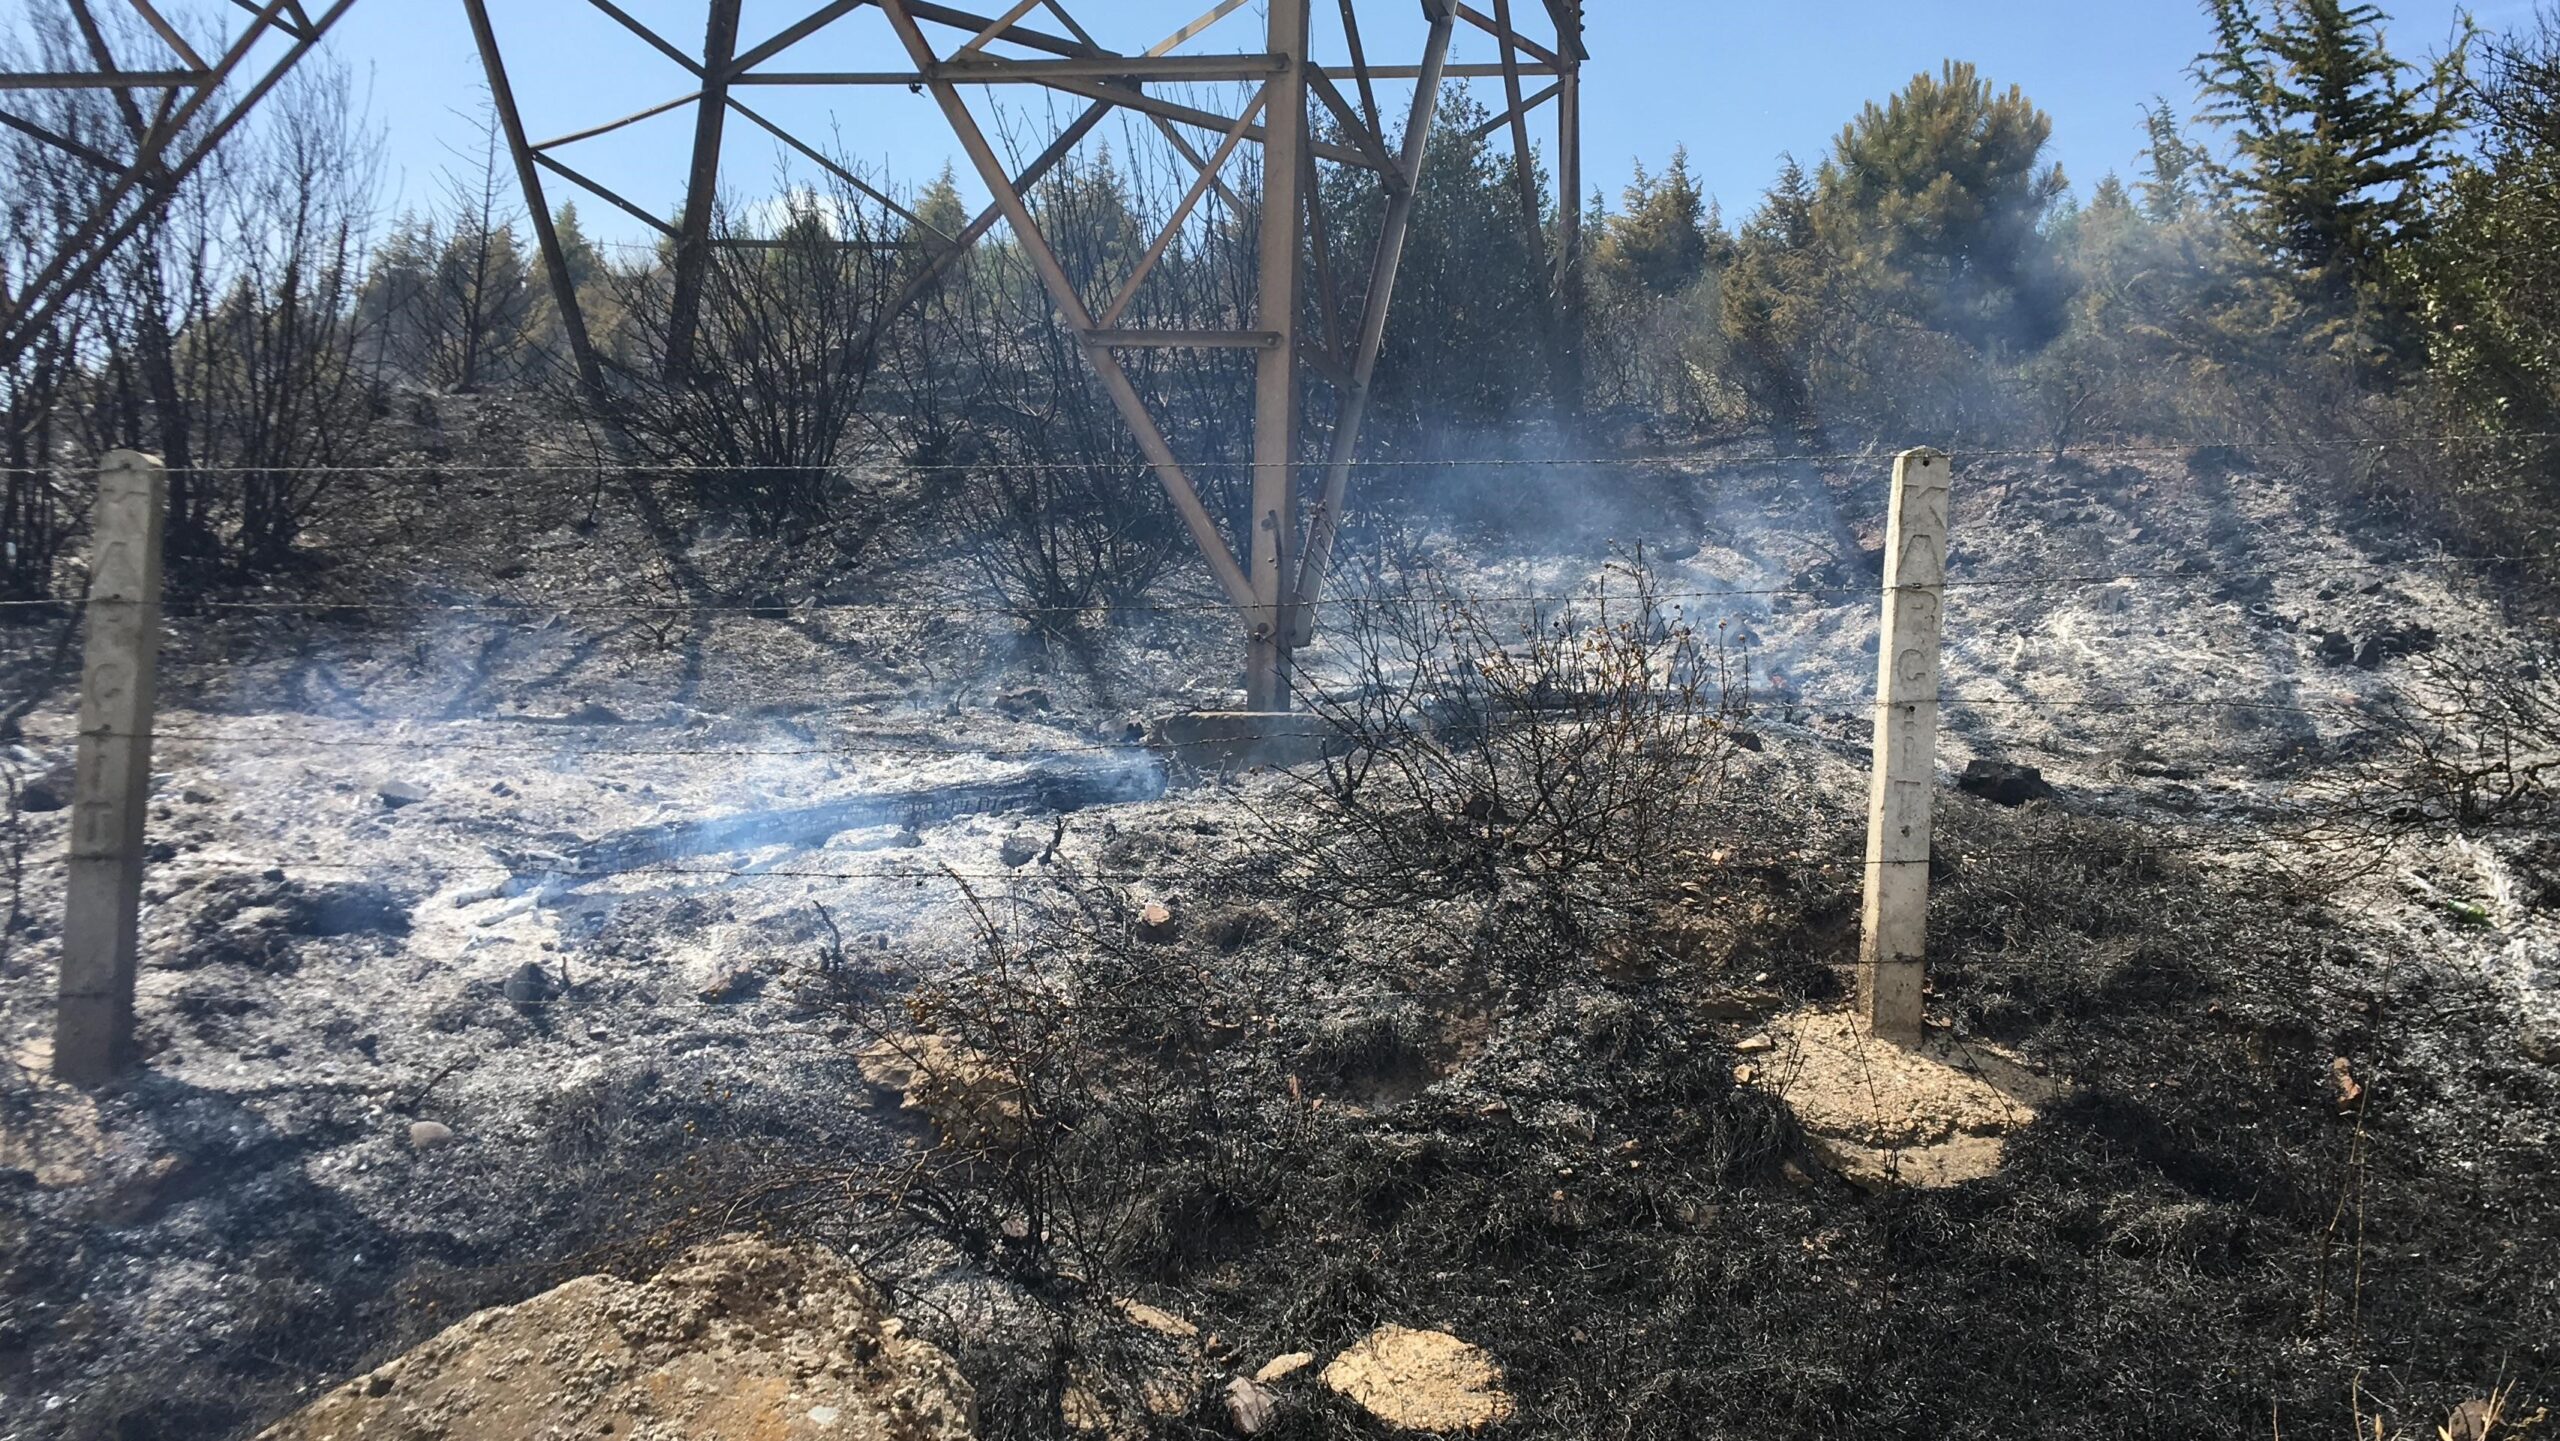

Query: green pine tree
[[549, 202, 605, 295], [911, 164, 968, 246], [1719, 156, 1828, 423], [2418, 11, 2560, 430], [1595, 147, 1712, 295], [2137, 98, 2207, 222], [2192, 0, 2467, 369], [1812, 60, 2068, 352]]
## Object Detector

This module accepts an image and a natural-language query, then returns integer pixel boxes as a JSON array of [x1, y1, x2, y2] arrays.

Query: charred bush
[[2287, 647, 2560, 862], [0, 15, 388, 585], [107, 64, 386, 578], [1256, 551, 1748, 987], [886, 151, 1252, 625], [599, 168, 898, 543], [888, 261, 1186, 624], [815, 880, 1277, 1289]]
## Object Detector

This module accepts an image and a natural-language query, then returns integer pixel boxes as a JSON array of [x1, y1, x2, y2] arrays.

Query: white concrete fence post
[[1858, 447, 1950, 1045], [55, 450, 167, 1088]]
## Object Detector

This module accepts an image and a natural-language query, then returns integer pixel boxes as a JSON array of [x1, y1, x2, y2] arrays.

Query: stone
[[2352, 623, 2437, 669], [1061, 1378, 1115, 1435], [1224, 1376, 1279, 1435], [1118, 1299, 1199, 1341], [1254, 1352, 1315, 1385], [994, 686, 1052, 718], [2445, 1397, 2503, 1441], [256, 1237, 974, 1441], [693, 958, 761, 1004], [1735, 1033, 1776, 1055], [377, 779, 430, 809], [858, 1035, 1027, 1147], [999, 833, 1041, 868], [408, 1121, 455, 1151], [1319, 1326, 1514, 1433], [501, 962, 553, 1010], [88, 1155, 182, 1227], [18, 758, 75, 813], [1957, 758, 2055, 807], [1136, 902, 1179, 944]]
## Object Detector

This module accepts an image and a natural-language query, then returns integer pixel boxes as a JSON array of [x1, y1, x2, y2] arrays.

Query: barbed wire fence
[[0, 442, 2547, 1040]]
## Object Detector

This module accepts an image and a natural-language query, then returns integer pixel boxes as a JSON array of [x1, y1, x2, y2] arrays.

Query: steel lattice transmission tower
[[1, 0, 1589, 710]]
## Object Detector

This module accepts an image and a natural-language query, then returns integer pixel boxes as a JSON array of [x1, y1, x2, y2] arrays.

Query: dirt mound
[[255, 1236, 975, 1441], [1758, 1007, 2056, 1187], [1318, 1326, 1515, 1433]]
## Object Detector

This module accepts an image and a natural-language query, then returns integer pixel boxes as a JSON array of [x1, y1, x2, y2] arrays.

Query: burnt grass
[[821, 794, 2560, 1441], [1, 408, 2553, 1439]]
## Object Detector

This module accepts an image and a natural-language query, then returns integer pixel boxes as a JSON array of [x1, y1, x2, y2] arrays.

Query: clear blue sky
[[306, 0, 2496, 249]]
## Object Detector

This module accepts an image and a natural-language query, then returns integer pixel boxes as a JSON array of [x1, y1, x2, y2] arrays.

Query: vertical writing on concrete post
[[1858, 448, 1950, 1044], [55, 451, 166, 1088]]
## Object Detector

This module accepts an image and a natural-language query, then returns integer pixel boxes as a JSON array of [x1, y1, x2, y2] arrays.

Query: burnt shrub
[[1251, 552, 1752, 991]]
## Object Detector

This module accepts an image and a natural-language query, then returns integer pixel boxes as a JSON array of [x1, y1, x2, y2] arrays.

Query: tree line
[[1573, 0, 2556, 587], [3, 0, 2556, 612]]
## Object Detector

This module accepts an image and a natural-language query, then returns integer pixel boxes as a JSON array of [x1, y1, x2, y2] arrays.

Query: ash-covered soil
[[0, 417, 2554, 1439]]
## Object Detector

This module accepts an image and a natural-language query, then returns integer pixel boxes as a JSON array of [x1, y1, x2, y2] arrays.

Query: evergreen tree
[[1594, 147, 1711, 295], [1032, 146, 1146, 309], [429, 211, 537, 391], [912, 164, 968, 243], [2192, 0, 2466, 366], [1812, 59, 2067, 351], [1718, 157, 1828, 423], [1324, 90, 1554, 446], [1699, 198, 1739, 272], [2137, 97, 2207, 221], [548, 202, 605, 296], [540, 201, 639, 369], [2420, 8, 2560, 428], [357, 213, 437, 381]]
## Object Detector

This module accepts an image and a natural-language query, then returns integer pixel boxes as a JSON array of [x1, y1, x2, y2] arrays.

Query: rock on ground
[[1252, 1351, 1314, 1385], [858, 1033, 1027, 1147], [1957, 757, 2056, 807], [256, 1236, 974, 1441], [1223, 1375, 1279, 1435], [1319, 1326, 1515, 1433]]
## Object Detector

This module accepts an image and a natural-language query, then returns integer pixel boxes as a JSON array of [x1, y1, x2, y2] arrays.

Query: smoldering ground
[[0, 418, 2554, 1440]]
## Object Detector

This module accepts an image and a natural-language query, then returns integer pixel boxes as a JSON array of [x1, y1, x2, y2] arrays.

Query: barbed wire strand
[[0, 692, 2402, 757], [0, 553, 2523, 618], [14, 428, 2560, 478], [0, 831, 2287, 885]]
